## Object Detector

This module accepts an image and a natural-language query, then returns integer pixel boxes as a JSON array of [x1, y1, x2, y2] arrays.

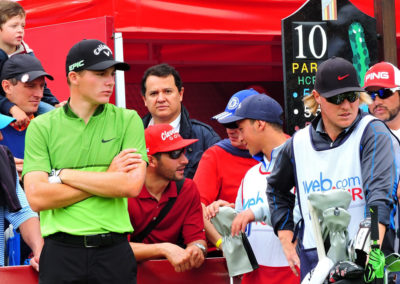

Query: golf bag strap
[[131, 178, 185, 243]]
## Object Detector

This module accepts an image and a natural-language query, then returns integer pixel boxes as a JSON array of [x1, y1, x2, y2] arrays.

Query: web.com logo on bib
[[302, 172, 363, 201]]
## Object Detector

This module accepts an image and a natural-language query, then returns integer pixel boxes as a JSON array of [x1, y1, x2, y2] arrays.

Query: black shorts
[[39, 237, 137, 284]]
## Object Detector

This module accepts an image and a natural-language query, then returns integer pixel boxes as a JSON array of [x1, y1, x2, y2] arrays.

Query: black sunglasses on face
[[367, 88, 396, 101], [163, 148, 186, 159], [326, 92, 360, 105]]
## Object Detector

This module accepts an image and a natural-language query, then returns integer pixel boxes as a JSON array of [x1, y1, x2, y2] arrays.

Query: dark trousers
[[39, 238, 137, 284]]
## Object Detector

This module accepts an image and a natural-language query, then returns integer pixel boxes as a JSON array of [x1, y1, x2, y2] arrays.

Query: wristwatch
[[194, 243, 207, 257], [48, 169, 63, 184]]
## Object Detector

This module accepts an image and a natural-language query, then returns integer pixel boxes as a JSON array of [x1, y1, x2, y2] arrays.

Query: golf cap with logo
[[226, 94, 283, 125], [363, 62, 400, 89], [0, 113, 15, 129], [314, 57, 364, 98], [145, 124, 198, 155], [213, 89, 259, 125], [66, 39, 130, 76], [1, 54, 54, 83]]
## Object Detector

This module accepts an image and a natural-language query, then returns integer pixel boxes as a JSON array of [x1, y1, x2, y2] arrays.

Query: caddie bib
[[293, 115, 374, 249]]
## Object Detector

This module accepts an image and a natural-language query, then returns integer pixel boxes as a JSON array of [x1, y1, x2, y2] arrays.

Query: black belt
[[47, 232, 127, 248]]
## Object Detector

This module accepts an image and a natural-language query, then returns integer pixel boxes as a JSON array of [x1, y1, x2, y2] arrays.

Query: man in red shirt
[[128, 124, 207, 272]]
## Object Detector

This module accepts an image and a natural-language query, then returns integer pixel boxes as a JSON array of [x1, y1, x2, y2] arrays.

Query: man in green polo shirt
[[23, 39, 147, 284]]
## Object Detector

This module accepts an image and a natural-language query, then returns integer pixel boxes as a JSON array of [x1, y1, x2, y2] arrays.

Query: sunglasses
[[163, 148, 186, 159], [326, 92, 360, 105], [367, 88, 397, 101]]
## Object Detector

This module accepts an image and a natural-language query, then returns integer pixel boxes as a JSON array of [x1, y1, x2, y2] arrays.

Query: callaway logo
[[102, 138, 116, 143], [94, 44, 112, 57], [337, 74, 349, 80], [161, 129, 179, 141], [365, 71, 389, 82]]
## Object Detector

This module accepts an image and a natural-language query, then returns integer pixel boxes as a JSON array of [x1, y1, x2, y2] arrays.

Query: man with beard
[[128, 124, 207, 272], [363, 62, 400, 138]]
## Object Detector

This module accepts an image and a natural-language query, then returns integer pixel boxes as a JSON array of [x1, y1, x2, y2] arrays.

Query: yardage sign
[[282, 0, 378, 135]]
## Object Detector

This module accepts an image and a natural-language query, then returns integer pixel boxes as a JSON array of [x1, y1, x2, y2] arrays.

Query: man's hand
[[108, 148, 143, 173], [205, 200, 234, 219], [9, 105, 30, 128], [14, 157, 23, 180], [278, 230, 300, 276], [30, 254, 40, 272], [162, 243, 192, 272], [231, 209, 255, 236], [186, 244, 205, 269]]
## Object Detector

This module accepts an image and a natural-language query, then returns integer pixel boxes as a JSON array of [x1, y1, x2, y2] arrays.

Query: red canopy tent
[[21, 0, 399, 136]]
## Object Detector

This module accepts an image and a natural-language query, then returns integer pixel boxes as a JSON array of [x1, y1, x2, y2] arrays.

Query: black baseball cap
[[65, 39, 130, 76], [1, 54, 54, 82], [314, 57, 364, 98], [227, 94, 284, 125]]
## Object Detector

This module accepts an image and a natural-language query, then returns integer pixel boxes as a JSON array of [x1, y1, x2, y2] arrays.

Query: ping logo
[[365, 72, 389, 81], [69, 60, 85, 71]]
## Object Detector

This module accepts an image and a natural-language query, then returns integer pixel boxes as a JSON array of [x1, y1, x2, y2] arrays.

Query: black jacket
[[142, 105, 221, 178]]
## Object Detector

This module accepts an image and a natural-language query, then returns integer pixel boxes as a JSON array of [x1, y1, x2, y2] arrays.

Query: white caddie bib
[[293, 115, 374, 249]]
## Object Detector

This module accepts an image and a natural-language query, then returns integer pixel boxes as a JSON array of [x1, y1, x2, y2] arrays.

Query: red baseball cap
[[363, 62, 400, 89], [145, 124, 198, 155]]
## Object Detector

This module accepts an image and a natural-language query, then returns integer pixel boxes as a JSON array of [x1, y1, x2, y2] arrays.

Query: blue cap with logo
[[213, 89, 259, 125], [227, 94, 283, 125], [0, 113, 15, 129]]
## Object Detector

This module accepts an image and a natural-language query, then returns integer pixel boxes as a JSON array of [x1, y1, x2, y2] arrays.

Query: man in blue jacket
[[141, 63, 220, 178]]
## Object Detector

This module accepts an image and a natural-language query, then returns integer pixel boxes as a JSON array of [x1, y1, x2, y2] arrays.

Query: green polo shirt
[[23, 103, 148, 237]]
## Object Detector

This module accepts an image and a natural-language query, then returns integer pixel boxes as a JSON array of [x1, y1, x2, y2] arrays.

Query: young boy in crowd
[[0, 0, 62, 128]]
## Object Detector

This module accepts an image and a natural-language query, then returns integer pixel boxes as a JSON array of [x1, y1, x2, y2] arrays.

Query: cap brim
[[149, 139, 198, 155], [320, 86, 365, 98], [87, 60, 130, 71], [218, 114, 245, 124], [16, 71, 54, 82], [0, 114, 15, 129]]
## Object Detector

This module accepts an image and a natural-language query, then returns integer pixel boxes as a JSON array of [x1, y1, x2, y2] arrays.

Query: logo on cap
[[21, 74, 29, 83], [365, 72, 389, 82], [69, 60, 85, 72], [94, 44, 112, 57], [337, 74, 349, 80], [161, 129, 179, 141], [227, 97, 240, 110]]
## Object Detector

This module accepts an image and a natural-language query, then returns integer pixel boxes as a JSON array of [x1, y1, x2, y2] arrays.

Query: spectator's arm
[[202, 203, 222, 246], [0, 94, 16, 115], [24, 171, 92, 212], [130, 242, 192, 272], [59, 159, 146, 198], [19, 217, 43, 271]]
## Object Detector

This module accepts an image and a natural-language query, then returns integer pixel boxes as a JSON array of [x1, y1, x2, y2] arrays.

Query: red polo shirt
[[128, 178, 205, 245]]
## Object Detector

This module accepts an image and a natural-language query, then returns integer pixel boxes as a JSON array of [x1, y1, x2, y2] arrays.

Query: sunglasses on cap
[[325, 92, 360, 105], [162, 148, 186, 159], [367, 88, 398, 101]]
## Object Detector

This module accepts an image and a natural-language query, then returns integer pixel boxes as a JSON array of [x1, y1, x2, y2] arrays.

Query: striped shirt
[[0, 172, 37, 266]]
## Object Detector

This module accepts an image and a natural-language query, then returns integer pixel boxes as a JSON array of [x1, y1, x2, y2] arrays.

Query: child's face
[[0, 15, 25, 49]]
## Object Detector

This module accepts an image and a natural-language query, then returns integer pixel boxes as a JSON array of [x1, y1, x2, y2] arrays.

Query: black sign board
[[282, 0, 378, 134]]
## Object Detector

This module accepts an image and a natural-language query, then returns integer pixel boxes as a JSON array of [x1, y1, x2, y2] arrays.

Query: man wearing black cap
[[23, 39, 148, 284], [267, 57, 399, 280], [0, 53, 54, 178]]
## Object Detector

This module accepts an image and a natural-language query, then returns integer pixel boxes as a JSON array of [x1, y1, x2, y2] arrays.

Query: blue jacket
[[142, 105, 221, 178]]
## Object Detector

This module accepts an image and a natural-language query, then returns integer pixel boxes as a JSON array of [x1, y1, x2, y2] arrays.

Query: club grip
[[369, 205, 379, 242]]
